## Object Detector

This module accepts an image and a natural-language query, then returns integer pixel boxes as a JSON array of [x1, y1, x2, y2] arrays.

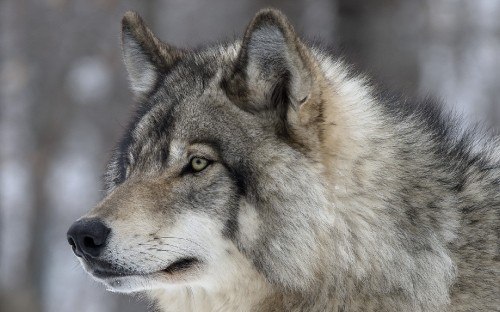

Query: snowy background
[[2, 0, 500, 311]]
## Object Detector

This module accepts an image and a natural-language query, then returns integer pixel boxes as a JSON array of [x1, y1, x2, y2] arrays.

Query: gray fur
[[69, 8, 499, 312]]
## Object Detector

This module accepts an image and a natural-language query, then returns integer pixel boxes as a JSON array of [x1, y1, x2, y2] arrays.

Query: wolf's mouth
[[87, 257, 200, 279], [162, 257, 199, 274]]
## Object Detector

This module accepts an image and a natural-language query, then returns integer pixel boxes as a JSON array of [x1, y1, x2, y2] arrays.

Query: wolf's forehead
[[159, 44, 239, 98], [133, 79, 224, 137], [127, 83, 230, 163], [129, 43, 240, 137]]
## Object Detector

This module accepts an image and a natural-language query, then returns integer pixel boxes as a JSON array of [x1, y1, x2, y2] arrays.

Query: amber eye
[[190, 157, 209, 172]]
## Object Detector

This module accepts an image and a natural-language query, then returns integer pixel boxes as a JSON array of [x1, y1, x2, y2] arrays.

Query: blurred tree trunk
[[337, 0, 500, 125], [1, 0, 39, 310], [337, 0, 422, 96], [419, 0, 500, 126]]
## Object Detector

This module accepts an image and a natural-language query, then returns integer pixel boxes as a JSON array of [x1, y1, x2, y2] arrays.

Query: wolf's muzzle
[[67, 218, 111, 259]]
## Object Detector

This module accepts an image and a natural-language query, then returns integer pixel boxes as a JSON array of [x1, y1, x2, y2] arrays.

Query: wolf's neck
[[310, 50, 457, 310], [150, 285, 270, 312]]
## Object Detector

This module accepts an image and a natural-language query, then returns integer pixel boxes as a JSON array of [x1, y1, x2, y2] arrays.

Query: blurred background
[[2, 0, 500, 311]]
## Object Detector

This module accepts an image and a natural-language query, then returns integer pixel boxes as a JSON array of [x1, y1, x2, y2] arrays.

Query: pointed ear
[[121, 11, 183, 98], [224, 9, 314, 120]]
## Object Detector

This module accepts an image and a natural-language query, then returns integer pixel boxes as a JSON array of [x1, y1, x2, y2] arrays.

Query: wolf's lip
[[82, 259, 128, 278], [88, 257, 200, 279], [92, 268, 131, 278], [162, 257, 199, 274]]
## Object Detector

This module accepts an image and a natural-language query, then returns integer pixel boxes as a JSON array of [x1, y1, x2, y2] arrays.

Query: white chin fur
[[100, 274, 169, 293]]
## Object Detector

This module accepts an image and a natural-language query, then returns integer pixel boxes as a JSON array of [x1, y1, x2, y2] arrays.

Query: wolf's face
[[68, 9, 331, 294]]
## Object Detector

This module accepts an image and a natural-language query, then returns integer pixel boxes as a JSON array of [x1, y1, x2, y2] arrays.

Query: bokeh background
[[2, 0, 500, 311]]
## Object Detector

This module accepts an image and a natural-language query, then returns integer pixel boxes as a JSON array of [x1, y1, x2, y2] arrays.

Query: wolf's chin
[[91, 271, 177, 293], [101, 275, 157, 293], [101, 271, 205, 294]]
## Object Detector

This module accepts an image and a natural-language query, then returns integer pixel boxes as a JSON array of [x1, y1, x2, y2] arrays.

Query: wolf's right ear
[[121, 11, 183, 98]]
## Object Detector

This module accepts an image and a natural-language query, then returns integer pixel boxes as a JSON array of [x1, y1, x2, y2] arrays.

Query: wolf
[[67, 8, 500, 311]]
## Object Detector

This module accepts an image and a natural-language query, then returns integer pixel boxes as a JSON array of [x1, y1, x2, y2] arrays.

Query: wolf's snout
[[67, 218, 111, 259]]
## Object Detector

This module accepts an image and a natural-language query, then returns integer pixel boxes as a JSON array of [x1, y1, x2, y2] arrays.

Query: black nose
[[67, 218, 111, 259]]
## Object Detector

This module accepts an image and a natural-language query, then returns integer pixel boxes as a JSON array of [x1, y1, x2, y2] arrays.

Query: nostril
[[68, 237, 75, 248], [83, 236, 99, 249], [67, 236, 83, 258]]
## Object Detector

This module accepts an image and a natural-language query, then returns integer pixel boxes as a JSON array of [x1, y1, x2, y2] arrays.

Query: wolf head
[[67, 9, 332, 294]]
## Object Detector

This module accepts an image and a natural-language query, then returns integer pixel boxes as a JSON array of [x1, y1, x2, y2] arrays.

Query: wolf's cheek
[[236, 199, 262, 248], [179, 164, 243, 233]]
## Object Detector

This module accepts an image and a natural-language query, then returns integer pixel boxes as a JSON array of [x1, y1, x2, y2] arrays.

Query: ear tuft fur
[[122, 11, 143, 32], [121, 11, 183, 98]]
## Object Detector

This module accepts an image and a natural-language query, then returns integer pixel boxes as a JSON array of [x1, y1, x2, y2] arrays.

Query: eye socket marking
[[190, 157, 210, 173]]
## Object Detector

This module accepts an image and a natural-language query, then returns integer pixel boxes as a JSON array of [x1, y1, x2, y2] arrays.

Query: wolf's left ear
[[121, 11, 183, 98], [224, 9, 314, 122]]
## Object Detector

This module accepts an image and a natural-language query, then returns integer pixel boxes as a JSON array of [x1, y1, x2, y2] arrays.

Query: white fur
[[122, 43, 158, 96]]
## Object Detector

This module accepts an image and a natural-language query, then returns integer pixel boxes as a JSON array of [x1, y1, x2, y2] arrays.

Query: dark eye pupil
[[192, 158, 207, 171]]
